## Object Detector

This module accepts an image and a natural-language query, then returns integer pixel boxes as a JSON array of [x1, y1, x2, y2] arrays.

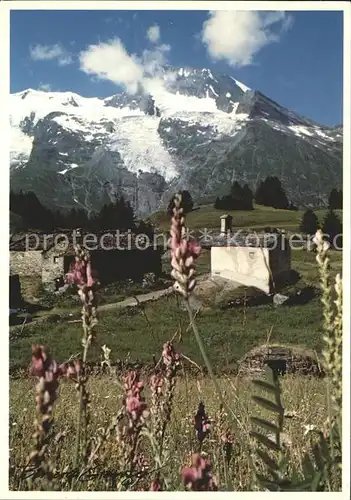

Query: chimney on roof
[[220, 214, 233, 236]]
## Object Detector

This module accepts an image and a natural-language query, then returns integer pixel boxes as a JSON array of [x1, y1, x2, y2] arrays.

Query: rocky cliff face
[[10, 67, 342, 216]]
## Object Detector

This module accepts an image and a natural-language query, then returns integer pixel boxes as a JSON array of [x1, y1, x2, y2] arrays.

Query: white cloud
[[146, 24, 160, 43], [38, 83, 52, 91], [280, 14, 294, 33], [79, 38, 143, 94], [139, 43, 170, 76], [79, 36, 172, 95], [29, 43, 73, 66], [201, 11, 293, 67]]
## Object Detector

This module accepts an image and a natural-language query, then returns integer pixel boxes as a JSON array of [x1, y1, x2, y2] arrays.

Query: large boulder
[[191, 275, 270, 309], [191, 275, 241, 309]]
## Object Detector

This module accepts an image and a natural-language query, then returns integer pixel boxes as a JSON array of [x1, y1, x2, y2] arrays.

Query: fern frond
[[255, 449, 280, 471], [250, 366, 285, 490], [251, 396, 283, 416], [250, 417, 280, 435], [251, 379, 281, 396], [250, 431, 281, 452]]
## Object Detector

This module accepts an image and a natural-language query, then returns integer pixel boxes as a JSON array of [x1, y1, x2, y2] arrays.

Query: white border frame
[[1, 2, 350, 499]]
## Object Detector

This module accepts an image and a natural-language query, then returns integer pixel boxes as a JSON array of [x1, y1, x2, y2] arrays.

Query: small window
[[53, 256, 59, 264]]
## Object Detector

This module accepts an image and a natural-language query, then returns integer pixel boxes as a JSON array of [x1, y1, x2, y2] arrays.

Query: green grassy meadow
[[9, 374, 329, 491], [10, 247, 342, 375], [150, 203, 342, 233]]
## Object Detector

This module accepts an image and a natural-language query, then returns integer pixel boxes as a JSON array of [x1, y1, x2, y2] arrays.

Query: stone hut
[[238, 345, 323, 378], [202, 219, 291, 294], [10, 230, 163, 293]]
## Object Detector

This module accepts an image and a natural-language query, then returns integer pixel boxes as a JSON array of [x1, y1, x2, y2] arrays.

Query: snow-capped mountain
[[10, 67, 342, 216]]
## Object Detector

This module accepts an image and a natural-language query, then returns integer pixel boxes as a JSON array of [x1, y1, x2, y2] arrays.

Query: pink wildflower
[[66, 254, 96, 290], [30, 345, 63, 380], [29, 345, 62, 434], [27, 346, 61, 474], [162, 341, 181, 367], [150, 373, 163, 396], [150, 479, 162, 491], [124, 371, 148, 422], [182, 453, 218, 491], [60, 359, 82, 381]]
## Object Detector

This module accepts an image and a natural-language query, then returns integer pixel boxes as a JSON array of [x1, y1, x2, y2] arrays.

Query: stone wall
[[269, 238, 291, 284], [10, 251, 43, 277], [9, 274, 22, 308], [10, 245, 163, 292], [42, 246, 66, 291]]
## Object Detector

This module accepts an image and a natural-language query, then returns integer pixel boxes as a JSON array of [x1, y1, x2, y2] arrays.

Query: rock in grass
[[273, 293, 290, 306]]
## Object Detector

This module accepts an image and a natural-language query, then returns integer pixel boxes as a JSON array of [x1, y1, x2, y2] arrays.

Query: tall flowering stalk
[[147, 342, 181, 490], [66, 246, 98, 470], [331, 273, 342, 420], [169, 193, 229, 421], [169, 193, 201, 298], [159, 342, 181, 446], [216, 403, 234, 467], [150, 344, 179, 442], [26, 345, 62, 488], [115, 371, 149, 489], [313, 229, 343, 454]]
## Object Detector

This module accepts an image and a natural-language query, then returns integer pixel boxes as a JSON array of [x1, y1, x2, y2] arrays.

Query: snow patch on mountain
[[10, 127, 33, 168], [9, 81, 253, 180], [230, 77, 251, 93], [170, 109, 248, 136], [58, 163, 79, 175], [107, 115, 178, 181], [314, 129, 334, 141], [148, 85, 220, 115], [10, 89, 142, 130], [289, 125, 314, 137], [178, 68, 191, 78]]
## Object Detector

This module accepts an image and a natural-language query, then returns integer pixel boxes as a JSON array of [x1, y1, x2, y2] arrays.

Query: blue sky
[[10, 9, 343, 126]]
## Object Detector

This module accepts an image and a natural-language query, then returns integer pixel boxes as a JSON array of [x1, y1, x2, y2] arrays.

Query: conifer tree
[[300, 209, 319, 235]]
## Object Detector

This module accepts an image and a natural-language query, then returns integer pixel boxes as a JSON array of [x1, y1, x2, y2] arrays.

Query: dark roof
[[10, 230, 164, 253], [198, 231, 286, 249]]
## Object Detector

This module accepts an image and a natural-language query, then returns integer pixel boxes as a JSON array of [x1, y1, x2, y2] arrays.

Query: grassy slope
[[9, 205, 342, 490], [10, 248, 342, 374], [150, 203, 342, 232], [10, 204, 342, 372], [9, 374, 328, 490]]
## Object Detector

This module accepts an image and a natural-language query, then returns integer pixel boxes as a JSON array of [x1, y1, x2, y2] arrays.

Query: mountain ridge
[[10, 66, 342, 216]]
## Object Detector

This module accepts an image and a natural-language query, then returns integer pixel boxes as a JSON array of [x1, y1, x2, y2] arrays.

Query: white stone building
[[207, 217, 291, 294]]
